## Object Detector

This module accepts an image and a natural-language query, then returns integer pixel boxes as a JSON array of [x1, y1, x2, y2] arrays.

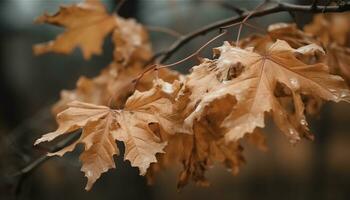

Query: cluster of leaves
[[34, 0, 350, 190]]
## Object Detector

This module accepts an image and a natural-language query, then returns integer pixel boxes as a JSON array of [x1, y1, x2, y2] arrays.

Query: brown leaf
[[222, 40, 349, 141], [115, 79, 182, 174], [237, 23, 328, 115], [33, 0, 117, 59], [185, 40, 350, 143], [35, 79, 182, 190], [35, 101, 119, 190]]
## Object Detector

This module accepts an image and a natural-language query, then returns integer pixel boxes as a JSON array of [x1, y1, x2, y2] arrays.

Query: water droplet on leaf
[[289, 78, 300, 90]]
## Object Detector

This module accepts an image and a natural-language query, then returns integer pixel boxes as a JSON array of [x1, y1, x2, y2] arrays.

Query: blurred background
[[0, 0, 349, 199]]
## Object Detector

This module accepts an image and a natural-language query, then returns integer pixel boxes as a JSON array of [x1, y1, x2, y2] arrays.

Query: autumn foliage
[[33, 0, 350, 190]]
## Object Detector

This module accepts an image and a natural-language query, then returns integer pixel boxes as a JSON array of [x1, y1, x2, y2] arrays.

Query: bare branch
[[14, 130, 81, 176], [159, 1, 350, 63], [13, 130, 81, 197]]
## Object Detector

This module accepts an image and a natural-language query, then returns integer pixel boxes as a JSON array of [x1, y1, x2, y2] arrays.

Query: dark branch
[[14, 131, 81, 176], [13, 130, 81, 197], [159, 1, 350, 63]]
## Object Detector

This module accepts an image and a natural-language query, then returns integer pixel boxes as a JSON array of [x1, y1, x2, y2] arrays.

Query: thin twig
[[235, 1, 268, 45], [130, 49, 180, 90], [134, 30, 227, 85], [157, 29, 228, 70], [114, 0, 127, 13], [131, 64, 157, 89], [146, 25, 183, 38]]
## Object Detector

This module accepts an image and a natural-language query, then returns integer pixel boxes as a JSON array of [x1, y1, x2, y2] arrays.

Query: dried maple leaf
[[35, 79, 182, 190], [238, 23, 329, 115], [33, 0, 152, 64], [182, 24, 322, 132], [35, 101, 119, 190], [33, 0, 117, 59], [304, 13, 350, 84], [184, 40, 350, 143], [221, 40, 349, 141]]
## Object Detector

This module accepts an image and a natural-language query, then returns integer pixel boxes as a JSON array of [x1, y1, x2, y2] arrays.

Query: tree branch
[[13, 130, 81, 197], [14, 130, 81, 176], [159, 1, 350, 63]]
